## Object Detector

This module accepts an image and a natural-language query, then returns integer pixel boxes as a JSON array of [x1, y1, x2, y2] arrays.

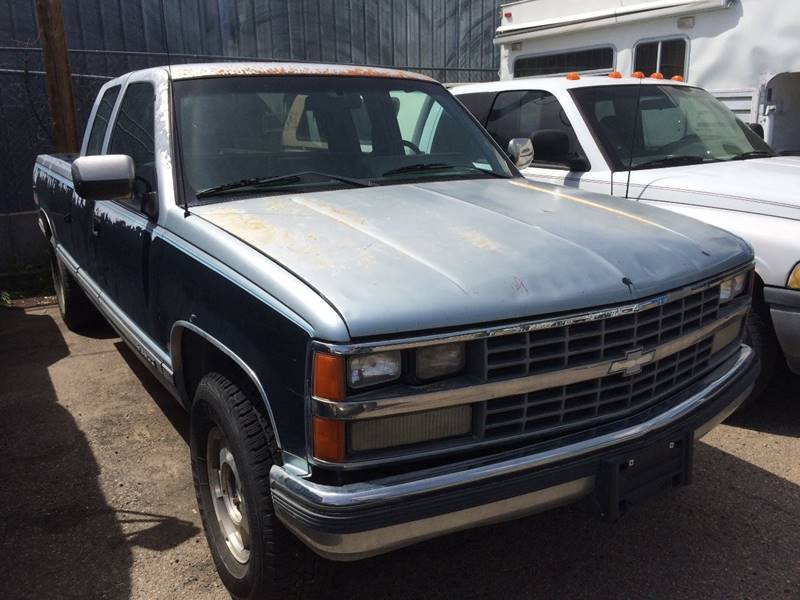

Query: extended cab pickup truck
[[35, 63, 757, 599], [453, 75, 800, 400]]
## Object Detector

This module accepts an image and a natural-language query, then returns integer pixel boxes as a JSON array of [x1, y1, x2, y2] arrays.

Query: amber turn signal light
[[631, 71, 645, 79], [313, 417, 345, 462], [608, 71, 623, 79], [566, 72, 581, 80], [671, 75, 685, 82], [650, 72, 664, 79], [313, 352, 345, 401]]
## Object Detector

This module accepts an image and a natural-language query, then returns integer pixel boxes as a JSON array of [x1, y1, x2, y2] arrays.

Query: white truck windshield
[[571, 84, 775, 171]]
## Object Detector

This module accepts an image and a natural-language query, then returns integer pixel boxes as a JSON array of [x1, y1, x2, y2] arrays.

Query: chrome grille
[[484, 286, 721, 381], [483, 337, 716, 441]]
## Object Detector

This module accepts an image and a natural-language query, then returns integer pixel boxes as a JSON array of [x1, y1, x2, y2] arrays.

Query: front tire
[[740, 307, 779, 408], [190, 372, 314, 600]]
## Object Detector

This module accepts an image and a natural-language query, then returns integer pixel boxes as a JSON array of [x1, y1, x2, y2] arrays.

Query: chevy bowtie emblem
[[609, 348, 655, 376]]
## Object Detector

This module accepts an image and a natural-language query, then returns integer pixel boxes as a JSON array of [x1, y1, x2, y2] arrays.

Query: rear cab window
[[85, 86, 120, 155]]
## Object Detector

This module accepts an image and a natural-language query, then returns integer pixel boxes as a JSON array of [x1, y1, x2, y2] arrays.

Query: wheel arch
[[170, 321, 282, 449], [38, 209, 54, 244]]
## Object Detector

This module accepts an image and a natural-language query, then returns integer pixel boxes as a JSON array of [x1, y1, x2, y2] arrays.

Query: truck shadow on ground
[[725, 364, 800, 437], [115, 340, 190, 443], [0, 307, 195, 600]]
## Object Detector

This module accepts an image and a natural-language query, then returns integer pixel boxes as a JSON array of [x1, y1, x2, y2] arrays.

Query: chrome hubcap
[[206, 427, 250, 564]]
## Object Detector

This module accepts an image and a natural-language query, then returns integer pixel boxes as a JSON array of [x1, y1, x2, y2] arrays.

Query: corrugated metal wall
[[0, 0, 502, 277]]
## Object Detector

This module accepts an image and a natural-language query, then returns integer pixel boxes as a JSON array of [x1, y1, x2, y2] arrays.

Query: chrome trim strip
[[272, 344, 753, 510], [314, 263, 753, 354], [169, 320, 283, 449], [314, 305, 748, 421], [276, 476, 595, 561]]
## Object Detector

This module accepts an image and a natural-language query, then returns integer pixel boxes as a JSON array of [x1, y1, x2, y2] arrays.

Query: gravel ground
[[1, 302, 798, 600]]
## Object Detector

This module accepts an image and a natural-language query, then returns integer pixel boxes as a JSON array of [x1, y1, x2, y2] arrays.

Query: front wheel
[[739, 308, 779, 408], [190, 372, 315, 599]]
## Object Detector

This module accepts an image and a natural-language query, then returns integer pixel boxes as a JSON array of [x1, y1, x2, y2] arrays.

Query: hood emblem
[[609, 348, 655, 377]]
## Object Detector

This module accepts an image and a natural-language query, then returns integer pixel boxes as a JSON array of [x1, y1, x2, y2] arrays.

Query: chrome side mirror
[[71, 154, 135, 201], [507, 138, 533, 169]]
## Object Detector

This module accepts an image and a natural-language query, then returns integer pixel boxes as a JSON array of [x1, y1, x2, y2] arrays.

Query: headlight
[[788, 263, 800, 289], [347, 351, 402, 389], [415, 342, 466, 380], [719, 272, 748, 303]]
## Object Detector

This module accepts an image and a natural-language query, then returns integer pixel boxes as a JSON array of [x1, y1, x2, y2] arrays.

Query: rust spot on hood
[[457, 229, 502, 252]]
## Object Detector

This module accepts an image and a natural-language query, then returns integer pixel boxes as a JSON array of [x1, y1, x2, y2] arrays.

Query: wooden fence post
[[34, 0, 79, 153]]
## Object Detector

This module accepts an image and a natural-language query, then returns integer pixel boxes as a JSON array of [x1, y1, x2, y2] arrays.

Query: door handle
[[92, 215, 102, 237]]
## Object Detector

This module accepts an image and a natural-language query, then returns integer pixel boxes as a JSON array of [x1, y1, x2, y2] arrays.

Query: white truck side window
[[484, 90, 587, 168]]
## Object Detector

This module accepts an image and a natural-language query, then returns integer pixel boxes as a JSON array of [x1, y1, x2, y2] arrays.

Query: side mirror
[[507, 138, 533, 169], [71, 154, 134, 202], [749, 122, 765, 139]]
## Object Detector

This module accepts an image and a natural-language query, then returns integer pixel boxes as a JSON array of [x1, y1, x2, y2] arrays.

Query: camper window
[[634, 39, 687, 79], [514, 47, 614, 78]]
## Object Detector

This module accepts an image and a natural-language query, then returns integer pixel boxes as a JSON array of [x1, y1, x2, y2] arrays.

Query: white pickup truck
[[453, 75, 800, 399]]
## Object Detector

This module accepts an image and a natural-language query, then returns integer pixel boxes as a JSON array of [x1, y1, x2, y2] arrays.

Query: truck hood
[[628, 156, 800, 220], [193, 178, 752, 338]]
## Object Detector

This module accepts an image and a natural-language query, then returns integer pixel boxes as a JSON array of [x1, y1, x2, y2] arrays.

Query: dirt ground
[[1, 302, 799, 600]]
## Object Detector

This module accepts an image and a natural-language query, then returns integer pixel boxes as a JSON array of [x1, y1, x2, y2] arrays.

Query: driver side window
[[108, 82, 157, 211]]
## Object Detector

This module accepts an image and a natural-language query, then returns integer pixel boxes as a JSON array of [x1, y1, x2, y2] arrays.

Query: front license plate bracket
[[594, 433, 694, 521]]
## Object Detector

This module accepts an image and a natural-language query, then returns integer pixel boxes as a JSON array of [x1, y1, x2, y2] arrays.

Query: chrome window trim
[[313, 303, 748, 422], [314, 263, 753, 355]]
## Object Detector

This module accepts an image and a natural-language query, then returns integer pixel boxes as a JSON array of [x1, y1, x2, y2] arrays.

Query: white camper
[[495, 0, 800, 154]]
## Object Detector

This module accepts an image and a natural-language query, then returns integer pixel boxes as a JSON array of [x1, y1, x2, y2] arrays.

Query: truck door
[[91, 81, 159, 338], [68, 84, 120, 269]]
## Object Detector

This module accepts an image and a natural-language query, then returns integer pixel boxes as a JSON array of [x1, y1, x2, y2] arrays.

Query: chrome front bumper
[[270, 345, 757, 561]]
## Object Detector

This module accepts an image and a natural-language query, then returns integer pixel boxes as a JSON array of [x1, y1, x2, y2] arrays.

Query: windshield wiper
[[728, 150, 775, 161], [381, 163, 510, 178], [196, 171, 373, 199], [631, 155, 716, 170]]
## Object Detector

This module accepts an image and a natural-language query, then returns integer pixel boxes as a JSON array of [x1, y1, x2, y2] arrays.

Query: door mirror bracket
[[141, 191, 159, 221]]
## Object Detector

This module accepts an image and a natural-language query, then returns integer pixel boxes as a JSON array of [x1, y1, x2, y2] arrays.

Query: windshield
[[173, 75, 514, 203], [571, 84, 775, 171]]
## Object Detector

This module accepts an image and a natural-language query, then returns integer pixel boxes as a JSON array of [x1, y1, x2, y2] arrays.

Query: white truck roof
[[452, 74, 691, 95]]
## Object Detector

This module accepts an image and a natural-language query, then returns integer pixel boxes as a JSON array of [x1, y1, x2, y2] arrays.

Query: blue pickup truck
[[34, 62, 757, 599]]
